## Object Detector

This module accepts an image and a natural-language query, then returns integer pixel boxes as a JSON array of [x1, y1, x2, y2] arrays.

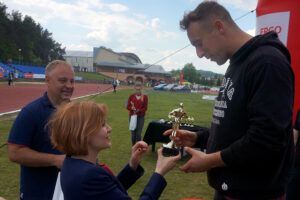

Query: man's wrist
[[192, 132, 198, 146], [207, 152, 226, 169], [50, 154, 60, 167], [190, 131, 198, 147]]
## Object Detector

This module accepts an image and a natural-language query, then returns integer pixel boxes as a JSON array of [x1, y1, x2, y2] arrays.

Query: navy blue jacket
[[61, 156, 167, 200]]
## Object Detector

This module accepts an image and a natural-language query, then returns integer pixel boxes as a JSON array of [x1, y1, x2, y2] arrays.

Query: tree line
[[0, 3, 65, 65], [170, 63, 223, 86]]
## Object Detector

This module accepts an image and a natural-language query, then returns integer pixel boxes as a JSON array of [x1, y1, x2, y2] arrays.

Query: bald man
[[8, 60, 75, 200]]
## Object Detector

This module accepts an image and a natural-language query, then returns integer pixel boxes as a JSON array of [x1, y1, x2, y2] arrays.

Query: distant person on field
[[15, 69, 18, 79], [8, 71, 13, 86], [286, 109, 300, 200], [7, 60, 75, 200], [113, 79, 117, 93], [127, 81, 148, 146], [164, 1, 294, 200], [49, 101, 181, 200]]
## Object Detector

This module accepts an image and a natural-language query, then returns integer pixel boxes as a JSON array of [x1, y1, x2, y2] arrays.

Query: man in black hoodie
[[164, 1, 295, 200], [287, 109, 300, 200]]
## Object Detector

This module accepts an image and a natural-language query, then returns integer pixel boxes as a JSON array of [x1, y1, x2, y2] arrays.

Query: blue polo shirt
[[8, 92, 62, 200]]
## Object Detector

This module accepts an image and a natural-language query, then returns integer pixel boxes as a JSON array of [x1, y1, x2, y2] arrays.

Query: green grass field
[[75, 72, 114, 81], [0, 89, 216, 200]]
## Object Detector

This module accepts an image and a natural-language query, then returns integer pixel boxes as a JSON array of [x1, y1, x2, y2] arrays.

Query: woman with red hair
[[50, 101, 180, 200]]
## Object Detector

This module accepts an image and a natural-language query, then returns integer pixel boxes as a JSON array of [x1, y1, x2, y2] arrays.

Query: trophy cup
[[190, 117, 194, 127], [162, 103, 188, 156], [130, 101, 136, 112]]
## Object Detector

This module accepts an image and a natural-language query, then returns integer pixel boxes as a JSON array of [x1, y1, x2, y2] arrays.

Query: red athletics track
[[0, 83, 128, 114]]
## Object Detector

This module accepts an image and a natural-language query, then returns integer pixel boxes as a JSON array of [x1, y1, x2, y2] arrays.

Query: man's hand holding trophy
[[162, 103, 193, 157]]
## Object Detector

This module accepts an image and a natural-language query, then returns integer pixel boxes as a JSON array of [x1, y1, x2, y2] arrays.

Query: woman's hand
[[129, 141, 150, 170], [155, 147, 181, 176]]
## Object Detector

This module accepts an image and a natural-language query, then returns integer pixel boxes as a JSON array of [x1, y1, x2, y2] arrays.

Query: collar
[[41, 92, 56, 109], [98, 164, 115, 176]]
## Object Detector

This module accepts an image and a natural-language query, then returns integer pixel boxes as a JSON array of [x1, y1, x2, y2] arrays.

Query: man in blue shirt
[[7, 60, 75, 200]]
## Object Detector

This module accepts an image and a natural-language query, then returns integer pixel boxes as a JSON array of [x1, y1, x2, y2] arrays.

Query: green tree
[[0, 2, 65, 64], [170, 69, 181, 77], [216, 78, 222, 86], [182, 63, 197, 83]]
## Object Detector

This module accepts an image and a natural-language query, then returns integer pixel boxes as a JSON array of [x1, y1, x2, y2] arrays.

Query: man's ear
[[214, 20, 225, 34], [45, 75, 50, 86]]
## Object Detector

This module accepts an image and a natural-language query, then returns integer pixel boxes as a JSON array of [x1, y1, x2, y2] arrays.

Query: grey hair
[[45, 60, 73, 76]]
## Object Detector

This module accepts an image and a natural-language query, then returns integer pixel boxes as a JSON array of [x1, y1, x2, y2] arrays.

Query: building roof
[[119, 52, 142, 64], [65, 51, 93, 57], [93, 47, 101, 62], [93, 46, 141, 64], [143, 65, 166, 73], [97, 61, 145, 69], [97, 61, 169, 74]]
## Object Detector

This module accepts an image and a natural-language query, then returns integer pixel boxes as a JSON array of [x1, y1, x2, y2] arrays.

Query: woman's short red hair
[[49, 101, 108, 156]]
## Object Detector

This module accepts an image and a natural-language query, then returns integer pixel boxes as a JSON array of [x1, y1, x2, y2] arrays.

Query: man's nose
[[66, 80, 73, 88], [196, 48, 205, 58]]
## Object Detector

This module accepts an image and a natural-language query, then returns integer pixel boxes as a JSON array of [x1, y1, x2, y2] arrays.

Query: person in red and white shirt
[[126, 81, 148, 146]]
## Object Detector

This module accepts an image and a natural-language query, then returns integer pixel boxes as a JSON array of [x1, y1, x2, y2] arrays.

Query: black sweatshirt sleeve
[[194, 128, 210, 149], [221, 58, 294, 168], [295, 109, 300, 131]]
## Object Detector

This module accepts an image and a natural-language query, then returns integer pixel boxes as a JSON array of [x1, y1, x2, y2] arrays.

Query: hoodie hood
[[230, 31, 291, 66]]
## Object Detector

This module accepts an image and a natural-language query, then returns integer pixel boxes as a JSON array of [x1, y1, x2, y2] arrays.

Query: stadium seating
[[0, 62, 20, 77], [0, 62, 46, 78], [10, 64, 45, 74]]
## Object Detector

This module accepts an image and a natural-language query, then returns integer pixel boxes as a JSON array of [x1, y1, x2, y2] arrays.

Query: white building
[[63, 51, 94, 72]]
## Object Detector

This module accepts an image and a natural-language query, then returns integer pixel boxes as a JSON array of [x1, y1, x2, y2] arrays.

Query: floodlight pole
[[18, 49, 22, 64]]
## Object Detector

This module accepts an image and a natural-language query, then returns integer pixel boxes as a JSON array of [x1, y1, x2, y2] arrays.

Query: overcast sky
[[1, 0, 258, 74]]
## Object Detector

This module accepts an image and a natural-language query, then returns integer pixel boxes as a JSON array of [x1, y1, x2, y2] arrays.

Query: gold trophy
[[130, 101, 137, 113], [163, 103, 188, 156]]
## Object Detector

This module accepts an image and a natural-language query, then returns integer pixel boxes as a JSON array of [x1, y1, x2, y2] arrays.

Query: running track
[[0, 83, 128, 114]]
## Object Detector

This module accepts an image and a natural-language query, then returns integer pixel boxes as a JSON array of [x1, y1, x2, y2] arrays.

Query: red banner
[[0, 72, 3, 77], [180, 72, 184, 85], [24, 73, 34, 79], [257, 0, 300, 122]]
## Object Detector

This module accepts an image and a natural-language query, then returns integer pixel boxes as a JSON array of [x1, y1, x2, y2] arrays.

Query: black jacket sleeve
[[295, 109, 300, 131], [194, 128, 210, 149]]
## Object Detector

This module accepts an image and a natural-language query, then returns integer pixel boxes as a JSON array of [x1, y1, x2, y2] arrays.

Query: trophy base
[[162, 146, 179, 157]]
